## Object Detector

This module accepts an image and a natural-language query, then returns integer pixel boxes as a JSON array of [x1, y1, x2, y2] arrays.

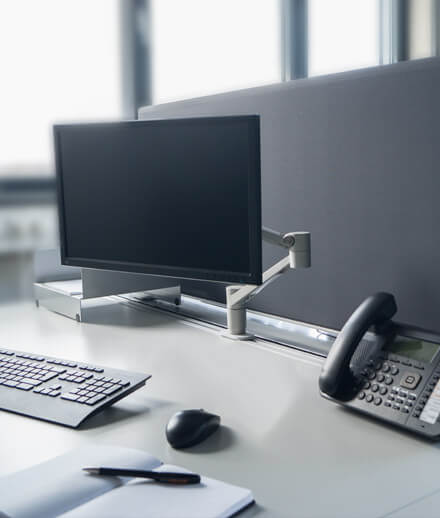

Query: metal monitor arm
[[223, 228, 311, 340]]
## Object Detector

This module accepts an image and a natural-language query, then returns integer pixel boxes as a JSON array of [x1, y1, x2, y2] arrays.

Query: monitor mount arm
[[222, 228, 311, 340]]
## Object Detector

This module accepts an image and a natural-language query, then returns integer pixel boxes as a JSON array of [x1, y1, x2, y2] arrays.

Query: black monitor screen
[[55, 116, 262, 284]]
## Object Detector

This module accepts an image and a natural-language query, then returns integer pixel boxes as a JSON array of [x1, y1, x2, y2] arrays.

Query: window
[[308, 0, 380, 77], [0, 0, 121, 176], [408, 0, 435, 60], [152, 0, 281, 104]]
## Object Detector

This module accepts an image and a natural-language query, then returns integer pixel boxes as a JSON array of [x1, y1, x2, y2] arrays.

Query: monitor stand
[[34, 249, 181, 322], [222, 228, 311, 340]]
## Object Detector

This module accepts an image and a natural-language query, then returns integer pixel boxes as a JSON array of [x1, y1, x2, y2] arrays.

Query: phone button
[[374, 397, 382, 406], [390, 366, 399, 375], [384, 401, 392, 407], [358, 391, 366, 400], [366, 394, 374, 403], [377, 374, 385, 383], [382, 363, 390, 373], [379, 386, 388, 395], [371, 384, 379, 392], [400, 372, 421, 390], [385, 376, 394, 385]]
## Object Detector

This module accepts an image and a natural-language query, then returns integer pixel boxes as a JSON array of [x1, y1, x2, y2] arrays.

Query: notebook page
[[60, 464, 254, 518], [0, 445, 161, 518]]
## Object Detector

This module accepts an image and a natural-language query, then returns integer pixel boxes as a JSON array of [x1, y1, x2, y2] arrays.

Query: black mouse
[[166, 409, 221, 449]]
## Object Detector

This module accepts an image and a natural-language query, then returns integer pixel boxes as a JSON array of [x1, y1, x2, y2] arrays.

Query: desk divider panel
[[139, 58, 440, 335]]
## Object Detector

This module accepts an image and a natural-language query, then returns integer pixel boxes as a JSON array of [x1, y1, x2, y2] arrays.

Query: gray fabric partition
[[139, 58, 440, 334]]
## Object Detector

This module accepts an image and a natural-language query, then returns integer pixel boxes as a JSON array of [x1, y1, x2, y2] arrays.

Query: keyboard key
[[16, 383, 33, 391], [86, 394, 106, 406], [61, 393, 79, 401], [50, 367, 67, 374], [103, 385, 122, 396], [3, 380, 18, 387], [20, 378, 42, 386], [40, 373, 58, 382]]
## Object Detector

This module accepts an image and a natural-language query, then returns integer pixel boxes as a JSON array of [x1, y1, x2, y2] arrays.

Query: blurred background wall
[[0, 0, 439, 304]]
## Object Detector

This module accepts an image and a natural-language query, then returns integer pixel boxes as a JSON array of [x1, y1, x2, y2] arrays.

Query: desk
[[1, 299, 440, 518]]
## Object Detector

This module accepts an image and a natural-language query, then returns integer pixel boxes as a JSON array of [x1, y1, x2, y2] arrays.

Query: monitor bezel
[[54, 115, 262, 285]]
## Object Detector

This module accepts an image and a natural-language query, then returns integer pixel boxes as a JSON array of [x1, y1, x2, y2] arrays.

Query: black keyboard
[[0, 348, 151, 427]]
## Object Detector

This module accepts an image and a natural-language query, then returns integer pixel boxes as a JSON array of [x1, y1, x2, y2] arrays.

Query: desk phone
[[319, 292, 440, 439]]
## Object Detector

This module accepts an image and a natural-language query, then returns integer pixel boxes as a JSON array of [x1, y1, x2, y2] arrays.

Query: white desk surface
[[1, 299, 439, 518]]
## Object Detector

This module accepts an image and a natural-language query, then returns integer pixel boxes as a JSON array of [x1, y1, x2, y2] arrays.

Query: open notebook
[[0, 445, 254, 518]]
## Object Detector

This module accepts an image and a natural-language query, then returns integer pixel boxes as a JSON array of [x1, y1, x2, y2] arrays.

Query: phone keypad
[[357, 362, 397, 406], [356, 359, 420, 412], [355, 356, 440, 425]]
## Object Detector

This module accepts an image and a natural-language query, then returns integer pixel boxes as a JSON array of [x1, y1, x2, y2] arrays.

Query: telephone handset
[[319, 292, 440, 439], [319, 293, 397, 399]]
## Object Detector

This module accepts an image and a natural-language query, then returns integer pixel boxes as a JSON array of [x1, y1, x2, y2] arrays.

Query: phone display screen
[[385, 337, 439, 364]]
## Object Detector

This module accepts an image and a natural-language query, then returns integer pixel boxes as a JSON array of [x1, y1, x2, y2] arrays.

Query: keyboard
[[0, 348, 151, 428]]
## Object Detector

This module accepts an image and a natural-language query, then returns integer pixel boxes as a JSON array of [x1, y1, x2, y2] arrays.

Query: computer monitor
[[54, 116, 262, 285]]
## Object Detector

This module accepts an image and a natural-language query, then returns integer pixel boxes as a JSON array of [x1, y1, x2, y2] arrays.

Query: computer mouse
[[166, 409, 221, 449]]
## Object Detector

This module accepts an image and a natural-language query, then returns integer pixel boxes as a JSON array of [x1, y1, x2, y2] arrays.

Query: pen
[[83, 467, 201, 485]]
